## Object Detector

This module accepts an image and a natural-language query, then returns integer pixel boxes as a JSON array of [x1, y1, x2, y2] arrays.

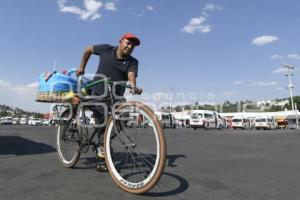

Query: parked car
[[275, 116, 288, 129], [255, 116, 277, 130], [28, 118, 42, 126], [231, 116, 250, 129], [277, 119, 288, 129], [127, 118, 149, 128], [155, 112, 176, 129], [42, 119, 50, 126], [189, 110, 217, 130], [12, 118, 20, 125], [2, 117, 13, 124], [20, 118, 28, 125]]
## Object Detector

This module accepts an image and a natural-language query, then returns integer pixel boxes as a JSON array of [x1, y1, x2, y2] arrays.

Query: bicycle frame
[[56, 75, 167, 194], [62, 76, 134, 152]]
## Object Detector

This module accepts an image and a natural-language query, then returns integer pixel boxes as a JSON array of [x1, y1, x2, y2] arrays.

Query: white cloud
[[27, 82, 39, 89], [272, 67, 288, 74], [270, 54, 283, 60], [146, 5, 155, 11], [58, 0, 117, 21], [0, 80, 49, 112], [233, 80, 245, 85], [222, 91, 238, 97], [105, 2, 117, 11], [58, 0, 83, 14], [252, 35, 279, 46], [127, 5, 155, 18], [182, 3, 222, 34], [84, 0, 102, 12], [59, 5, 84, 15], [0, 80, 38, 96], [288, 54, 300, 60], [182, 16, 211, 34], [203, 3, 223, 11], [249, 81, 278, 86]]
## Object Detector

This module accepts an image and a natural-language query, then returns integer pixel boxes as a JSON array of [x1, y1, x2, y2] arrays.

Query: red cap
[[121, 33, 140, 46]]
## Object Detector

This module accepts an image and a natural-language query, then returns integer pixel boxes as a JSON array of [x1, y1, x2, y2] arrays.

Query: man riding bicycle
[[76, 33, 143, 171]]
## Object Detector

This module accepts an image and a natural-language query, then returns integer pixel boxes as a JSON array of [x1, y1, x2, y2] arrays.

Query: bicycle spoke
[[110, 127, 157, 181], [130, 152, 152, 180], [105, 103, 166, 193], [56, 109, 80, 168]]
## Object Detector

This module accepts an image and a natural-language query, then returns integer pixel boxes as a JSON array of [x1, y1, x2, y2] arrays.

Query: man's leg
[[89, 103, 108, 172], [89, 105, 106, 150]]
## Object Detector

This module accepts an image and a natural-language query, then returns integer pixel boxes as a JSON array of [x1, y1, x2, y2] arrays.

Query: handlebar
[[78, 75, 142, 95], [78, 75, 132, 89]]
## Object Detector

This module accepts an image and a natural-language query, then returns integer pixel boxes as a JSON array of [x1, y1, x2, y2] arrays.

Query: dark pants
[[89, 91, 126, 146]]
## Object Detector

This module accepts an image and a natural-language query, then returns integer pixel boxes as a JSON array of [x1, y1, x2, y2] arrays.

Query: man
[[76, 33, 142, 171]]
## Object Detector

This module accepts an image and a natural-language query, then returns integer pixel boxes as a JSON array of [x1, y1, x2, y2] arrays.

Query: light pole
[[169, 87, 174, 113], [283, 64, 298, 129], [295, 104, 299, 130], [284, 64, 295, 110]]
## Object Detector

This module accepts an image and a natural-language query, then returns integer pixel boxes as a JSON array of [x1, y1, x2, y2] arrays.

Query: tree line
[[161, 96, 300, 113], [0, 105, 44, 118]]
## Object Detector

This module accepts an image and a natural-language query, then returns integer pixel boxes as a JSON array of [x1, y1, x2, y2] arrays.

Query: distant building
[[286, 114, 300, 129], [256, 99, 290, 108], [256, 100, 274, 107], [274, 100, 289, 107]]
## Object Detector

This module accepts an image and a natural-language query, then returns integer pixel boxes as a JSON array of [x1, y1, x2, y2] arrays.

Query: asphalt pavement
[[0, 125, 300, 200]]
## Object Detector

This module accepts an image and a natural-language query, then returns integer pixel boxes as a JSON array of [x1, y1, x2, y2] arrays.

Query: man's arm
[[128, 72, 136, 87], [76, 46, 94, 76], [128, 72, 142, 94]]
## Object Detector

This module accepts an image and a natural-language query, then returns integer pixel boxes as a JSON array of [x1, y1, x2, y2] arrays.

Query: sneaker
[[97, 145, 105, 159], [96, 163, 108, 172]]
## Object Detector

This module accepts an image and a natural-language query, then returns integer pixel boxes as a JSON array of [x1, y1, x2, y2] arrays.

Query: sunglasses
[[123, 40, 137, 46]]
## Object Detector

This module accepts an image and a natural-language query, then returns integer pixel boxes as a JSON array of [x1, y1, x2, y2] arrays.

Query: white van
[[28, 118, 42, 126], [2, 117, 13, 124], [190, 110, 217, 130], [155, 112, 176, 129], [20, 118, 28, 125], [12, 118, 20, 125], [231, 116, 250, 129], [255, 116, 277, 130], [42, 119, 50, 126]]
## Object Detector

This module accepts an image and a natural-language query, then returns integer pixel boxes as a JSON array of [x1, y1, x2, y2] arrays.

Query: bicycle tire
[[56, 109, 81, 168], [104, 101, 166, 194]]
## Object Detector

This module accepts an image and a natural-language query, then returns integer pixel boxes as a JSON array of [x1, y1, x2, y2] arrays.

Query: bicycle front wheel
[[104, 101, 166, 194]]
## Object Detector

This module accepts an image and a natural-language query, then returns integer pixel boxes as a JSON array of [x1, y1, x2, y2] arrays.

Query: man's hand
[[71, 96, 80, 105], [76, 68, 85, 76], [130, 87, 143, 95]]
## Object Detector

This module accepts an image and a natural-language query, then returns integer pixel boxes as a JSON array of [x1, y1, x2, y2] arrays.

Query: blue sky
[[0, 0, 299, 112]]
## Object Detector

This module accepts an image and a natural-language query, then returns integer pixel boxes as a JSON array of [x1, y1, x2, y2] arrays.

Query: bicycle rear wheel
[[56, 109, 81, 168], [104, 101, 166, 194]]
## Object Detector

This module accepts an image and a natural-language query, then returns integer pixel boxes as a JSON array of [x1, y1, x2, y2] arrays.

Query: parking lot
[[0, 125, 300, 200]]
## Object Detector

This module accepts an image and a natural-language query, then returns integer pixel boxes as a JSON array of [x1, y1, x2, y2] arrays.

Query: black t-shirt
[[92, 44, 138, 96]]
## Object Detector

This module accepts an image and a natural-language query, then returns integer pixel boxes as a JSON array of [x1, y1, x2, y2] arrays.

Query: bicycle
[[56, 76, 167, 194]]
